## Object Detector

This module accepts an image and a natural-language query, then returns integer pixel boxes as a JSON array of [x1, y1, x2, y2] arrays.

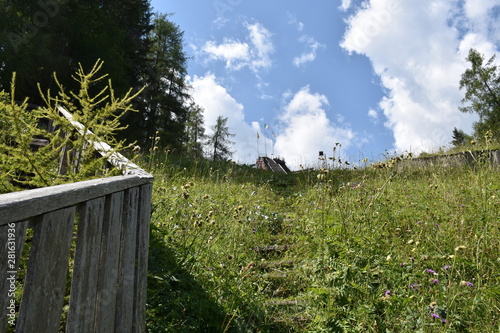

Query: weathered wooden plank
[[16, 208, 76, 332], [94, 192, 124, 333], [133, 183, 152, 333], [66, 197, 105, 333], [0, 221, 28, 332], [0, 175, 152, 226], [114, 188, 139, 332], [57, 106, 153, 178]]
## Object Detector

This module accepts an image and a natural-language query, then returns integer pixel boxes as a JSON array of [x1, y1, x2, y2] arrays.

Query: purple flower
[[410, 257, 415, 261], [430, 313, 440, 319], [444, 265, 451, 270], [426, 269, 436, 275], [432, 279, 439, 284], [410, 283, 420, 290], [385, 290, 391, 296], [466, 281, 474, 287]]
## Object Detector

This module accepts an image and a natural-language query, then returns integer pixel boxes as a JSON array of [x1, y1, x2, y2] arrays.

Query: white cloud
[[189, 77, 355, 170], [293, 35, 326, 67], [189, 73, 260, 164], [201, 21, 274, 73], [287, 12, 304, 31], [246, 22, 275, 71], [202, 39, 250, 70], [339, 0, 353, 12], [368, 108, 378, 121], [274, 86, 355, 169], [341, 0, 499, 154]]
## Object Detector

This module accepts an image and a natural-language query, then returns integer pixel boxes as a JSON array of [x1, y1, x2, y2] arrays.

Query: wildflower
[[410, 283, 420, 289], [460, 281, 474, 287], [444, 265, 451, 270], [431, 279, 439, 284], [425, 269, 437, 275], [455, 245, 467, 252], [386, 254, 392, 261], [430, 313, 440, 319], [385, 290, 391, 297], [407, 239, 414, 245], [132, 145, 141, 152]]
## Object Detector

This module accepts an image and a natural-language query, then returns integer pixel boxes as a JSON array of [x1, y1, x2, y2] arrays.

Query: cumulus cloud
[[203, 39, 250, 70], [189, 73, 261, 164], [274, 86, 355, 169], [201, 21, 274, 73], [293, 35, 326, 67], [341, 0, 499, 154], [189, 76, 355, 169]]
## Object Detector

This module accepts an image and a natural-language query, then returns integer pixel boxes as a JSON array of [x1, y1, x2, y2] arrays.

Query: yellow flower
[[455, 245, 467, 252]]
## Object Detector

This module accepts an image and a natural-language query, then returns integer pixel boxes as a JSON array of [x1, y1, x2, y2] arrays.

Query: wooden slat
[[114, 188, 139, 332], [0, 221, 28, 332], [0, 175, 152, 226], [66, 198, 105, 333], [16, 208, 76, 332], [133, 183, 153, 332], [94, 192, 124, 333]]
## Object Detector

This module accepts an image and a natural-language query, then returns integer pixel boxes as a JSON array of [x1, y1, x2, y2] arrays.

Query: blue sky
[[150, 0, 500, 169]]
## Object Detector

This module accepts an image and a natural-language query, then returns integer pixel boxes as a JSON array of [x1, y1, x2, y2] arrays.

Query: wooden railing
[[0, 107, 154, 332]]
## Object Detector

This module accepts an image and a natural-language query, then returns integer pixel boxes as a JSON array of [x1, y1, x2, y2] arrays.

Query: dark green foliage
[[136, 13, 190, 150], [451, 127, 472, 147]]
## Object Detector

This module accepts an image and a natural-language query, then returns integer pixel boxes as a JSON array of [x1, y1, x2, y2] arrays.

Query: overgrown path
[[146, 156, 500, 332]]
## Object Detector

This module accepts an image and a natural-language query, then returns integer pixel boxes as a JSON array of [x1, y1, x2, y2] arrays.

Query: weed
[[145, 152, 500, 332]]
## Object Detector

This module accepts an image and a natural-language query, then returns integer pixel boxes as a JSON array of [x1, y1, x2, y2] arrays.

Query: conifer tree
[[208, 115, 235, 161], [0, 60, 141, 193], [185, 102, 207, 158]]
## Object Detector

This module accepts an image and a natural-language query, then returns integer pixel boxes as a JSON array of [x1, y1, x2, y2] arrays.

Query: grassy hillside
[[144, 153, 500, 332]]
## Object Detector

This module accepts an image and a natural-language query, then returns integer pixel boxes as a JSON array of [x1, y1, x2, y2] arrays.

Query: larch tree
[[208, 115, 235, 161], [185, 102, 207, 159]]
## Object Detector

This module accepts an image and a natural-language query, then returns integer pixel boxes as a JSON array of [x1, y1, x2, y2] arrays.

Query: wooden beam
[[0, 175, 151, 226]]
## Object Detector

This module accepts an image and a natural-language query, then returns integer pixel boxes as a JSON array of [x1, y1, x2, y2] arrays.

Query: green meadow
[[145, 152, 500, 332]]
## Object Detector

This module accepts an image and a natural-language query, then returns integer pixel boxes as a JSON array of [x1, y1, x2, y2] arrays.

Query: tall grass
[[144, 152, 500, 332]]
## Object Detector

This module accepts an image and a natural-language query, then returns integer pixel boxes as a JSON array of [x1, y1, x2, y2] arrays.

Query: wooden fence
[[0, 107, 154, 332]]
